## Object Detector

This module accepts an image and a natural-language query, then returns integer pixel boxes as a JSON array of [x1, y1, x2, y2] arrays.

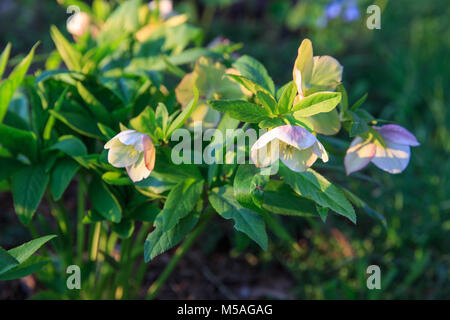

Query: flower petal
[[251, 138, 280, 168], [143, 135, 156, 172], [371, 140, 411, 174], [108, 143, 140, 168], [309, 55, 343, 92], [311, 140, 329, 162], [126, 153, 151, 182], [375, 124, 420, 146], [253, 125, 316, 152], [293, 39, 314, 88], [118, 130, 145, 146], [280, 147, 318, 172], [344, 136, 376, 175]]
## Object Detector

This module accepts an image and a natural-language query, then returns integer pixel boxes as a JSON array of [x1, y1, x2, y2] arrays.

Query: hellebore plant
[[0, 0, 419, 300]]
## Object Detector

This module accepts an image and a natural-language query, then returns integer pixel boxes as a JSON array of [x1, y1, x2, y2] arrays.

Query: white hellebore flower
[[67, 12, 91, 37], [251, 125, 328, 172], [104, 130, 156, 182], [148, 0, 174, 19], [345, 124, 420, 175]]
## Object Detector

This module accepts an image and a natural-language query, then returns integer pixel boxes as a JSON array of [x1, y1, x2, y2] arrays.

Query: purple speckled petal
[[374, 124, 420, 146]]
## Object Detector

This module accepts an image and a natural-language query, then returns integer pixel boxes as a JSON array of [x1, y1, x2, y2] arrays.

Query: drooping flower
[[292, 39, 343, 135], [67, 12, 91, 38], [251, 125, 328, 172], [104, 130, 156, 182], [344, 124, 420, 175]]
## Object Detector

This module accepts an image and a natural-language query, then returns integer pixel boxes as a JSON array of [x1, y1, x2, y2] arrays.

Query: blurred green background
[[0, 0, 448, 299]]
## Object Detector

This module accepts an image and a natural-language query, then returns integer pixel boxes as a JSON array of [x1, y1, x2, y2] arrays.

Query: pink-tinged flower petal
[[280, 147, 317, 172], [126, 153, 151, 182], [142, 135, 156, 172], [371, 140, 411, 174], [375, 124, 420, 146], [252, 125, 316, 153], [344, 137, 376, 175], [105, 130, 136, 149]]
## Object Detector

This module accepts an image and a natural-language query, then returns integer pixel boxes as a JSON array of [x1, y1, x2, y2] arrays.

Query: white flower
[[251, 125, 328, 172], [345, 124, 420, 175], [67, 12, 91, 37], [104, 130, 156, 182]]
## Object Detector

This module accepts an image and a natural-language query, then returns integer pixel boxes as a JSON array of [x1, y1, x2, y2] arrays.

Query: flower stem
[[76, 175, 86, 265], [146, 207, 214, 300]]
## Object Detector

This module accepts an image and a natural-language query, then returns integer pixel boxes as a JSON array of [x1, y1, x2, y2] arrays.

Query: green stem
[[90, 222, 102, 261], [76, 175, 86, 265], [146, 208, 214, 300]]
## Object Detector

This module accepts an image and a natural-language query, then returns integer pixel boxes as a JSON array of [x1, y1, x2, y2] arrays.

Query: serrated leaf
[[292, 91, 341, 117], [232, 55, 275, 95], [160, 178, 204, 231], [279, 165, 356, 223], [209, 185, 268, 250], [209, 100, 271, 123], [277, 81, 297, 114], [144, 210, 200, 262]]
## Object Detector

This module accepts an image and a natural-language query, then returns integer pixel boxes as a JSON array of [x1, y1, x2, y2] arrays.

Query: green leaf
[[261, 180, 317, 217], [76, 82, 111, 125], [233, 55, 275, 95], [0, 247, 19, 275], [0, 43, 37, 123], [82, 209, 105, 224], [233, 164, 269, 212], [209, 185, 268, 250], [0, 123, 37, 160], [0, 157, 24, 181], [258, 117, 284, 129], [102, 171, 132, 186], [130, 203, 160, 223], [277, 81, 297, 114], [340, 187, 386, 227], [49, 135, 88, 157], [112, 219, 135, 239], [350, 93, 368, 111], [7, 235, 56, 264], [292, 91, 341, 117], [0, 43, 11, 80], [144, 209, 200, 262], [227, 74, 271, 96], [348, 110, 369, 137], [160, 178, 204, 232], [209, 100, 271, 123], [50, 158, 80, 200], [256, 91, 277, 114], [50, 26, 82, 71], [89, 176, 122, 223], [12, 165, 49, 225], [0, 256, 51, 281], [279, 165, 356, 223], [50, 110, 104, 139], [166, 86, 199, 138]]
